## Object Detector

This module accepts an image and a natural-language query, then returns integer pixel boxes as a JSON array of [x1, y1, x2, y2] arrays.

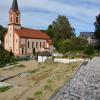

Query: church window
[[6, 39, 7, 43], [28, 41, 30, 48], [10, 12, 12, 15], [32, 42, 34, 48], [43, 42, 45, 48], [16, 39, 17, 43], [10, 17, 12, 23], [40, 42, 42, 48], [16, 16, 19, 23], [36, 42, 38, 48], [22, 48, 24, 55]]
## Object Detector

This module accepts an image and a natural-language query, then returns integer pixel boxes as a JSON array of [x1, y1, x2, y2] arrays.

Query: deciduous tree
[[94, 14, 100, 55], [0, 25, 7, 41]]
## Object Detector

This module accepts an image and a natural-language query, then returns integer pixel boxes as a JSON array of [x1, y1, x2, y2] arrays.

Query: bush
[[0, 49, 16, 67], [0, 86, 11, 92], [84, 45, 95, 57]]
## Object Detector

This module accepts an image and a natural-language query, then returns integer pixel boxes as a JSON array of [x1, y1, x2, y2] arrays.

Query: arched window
[[40, 42, 42, 48], [36, 42, 38, 48], [28, 41, 30, 48], [16, 16, 19, 23], [43, 42, 45, 48], [32, 42, 34, 48], [6, 39, 7, 43], [10, 17, 12, 23], [16, 39, 17, 43]]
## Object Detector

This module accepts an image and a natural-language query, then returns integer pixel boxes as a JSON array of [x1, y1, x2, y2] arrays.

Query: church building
[[4, 0, 53, 56]]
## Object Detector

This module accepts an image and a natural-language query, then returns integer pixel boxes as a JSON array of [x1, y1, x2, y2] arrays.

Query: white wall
[[38, 56, 47, 63], [54, 58, 84, 63]]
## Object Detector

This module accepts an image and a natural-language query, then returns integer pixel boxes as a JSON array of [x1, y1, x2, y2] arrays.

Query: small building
[[4, 0, 53, 56], [80, 32, 98, 45], [37, 51, 52, 63]]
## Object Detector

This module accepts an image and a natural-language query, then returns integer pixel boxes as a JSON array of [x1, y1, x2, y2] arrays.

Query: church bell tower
[[8, 0, 21, 29], [7, 0, 21, 53]]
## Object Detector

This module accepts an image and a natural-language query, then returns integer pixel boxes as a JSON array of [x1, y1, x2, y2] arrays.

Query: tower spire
[[11, 0, 19, 12], [8, 0, 21, 28]]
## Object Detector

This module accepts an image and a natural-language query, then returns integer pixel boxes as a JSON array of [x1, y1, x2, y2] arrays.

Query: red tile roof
[[15, 27, 50, 40]]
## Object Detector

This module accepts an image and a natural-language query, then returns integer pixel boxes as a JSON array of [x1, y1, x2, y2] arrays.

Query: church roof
[[15, 27, 51, 40], [11, 0, 19, 12]]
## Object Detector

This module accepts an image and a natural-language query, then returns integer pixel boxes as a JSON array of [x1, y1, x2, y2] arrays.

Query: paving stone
[[50, 57, 100, 100]]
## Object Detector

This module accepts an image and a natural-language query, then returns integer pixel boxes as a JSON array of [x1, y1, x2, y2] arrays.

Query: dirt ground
[[0, 60, 81, 100]]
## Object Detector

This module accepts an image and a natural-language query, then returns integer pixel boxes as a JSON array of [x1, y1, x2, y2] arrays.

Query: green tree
[[94, 14, 100, 55], [95, 14, 100, 38], [73, 37, 88, 50], [0, 48, 15, 67], [55, 37, 88, 54], [84, 45, 95, 57], [47, 15, 75, 40], [0, 25, 7, 42], [46, 15, 75, 53], [56, 39, 71, 53]]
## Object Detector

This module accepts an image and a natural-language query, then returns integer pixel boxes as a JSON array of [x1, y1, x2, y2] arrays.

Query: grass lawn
[[27, 62, 81, 100], [0, 60, 81, 100]]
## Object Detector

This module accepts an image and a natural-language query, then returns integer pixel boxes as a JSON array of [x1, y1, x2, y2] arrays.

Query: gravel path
[[50, 57, 100, 100]]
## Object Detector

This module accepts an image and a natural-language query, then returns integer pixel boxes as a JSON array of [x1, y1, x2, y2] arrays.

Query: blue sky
[[0, 0, 100, 36]]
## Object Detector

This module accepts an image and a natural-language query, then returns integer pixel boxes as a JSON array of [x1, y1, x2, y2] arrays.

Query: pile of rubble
[[51, 57, 100, 100]]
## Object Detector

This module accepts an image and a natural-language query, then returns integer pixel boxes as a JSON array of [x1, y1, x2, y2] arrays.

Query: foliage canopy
[[0, 25, 7, 41]]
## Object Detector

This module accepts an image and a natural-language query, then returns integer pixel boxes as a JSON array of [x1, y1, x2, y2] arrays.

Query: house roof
[[11, 0, 19, 12], [80, 32, 95, 39], [15, 27, 50, 40]]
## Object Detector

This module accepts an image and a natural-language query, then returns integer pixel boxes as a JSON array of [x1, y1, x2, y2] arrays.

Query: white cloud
[[0, 0, 100, 34]]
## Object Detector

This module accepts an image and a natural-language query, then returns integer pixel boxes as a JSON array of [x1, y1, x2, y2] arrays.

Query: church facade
[[4, 0, 53, 56]]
